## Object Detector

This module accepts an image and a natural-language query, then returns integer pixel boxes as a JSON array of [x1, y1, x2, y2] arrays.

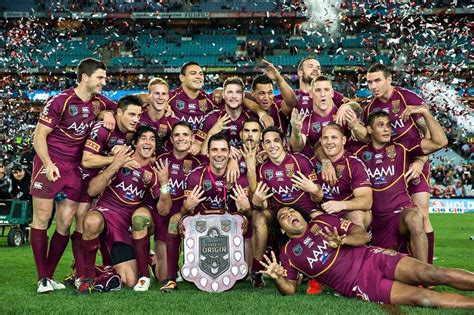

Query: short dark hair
[[262, 126, 283, 141], [367, 110, 390, 126], [297, 56, 317, 71], [251, 74, 273, 91], [243, 117, 263, 131], [223, 77, 245, 91], [117, 94, 143, 111], [77, 58, 106, 82], [171, 121, 193, 134], [207, 133, 230, 152], [133, 125, 158, 149], [180, 61, 201, 75], [271, 205, 311, 249], [367, 63, 391, 78]]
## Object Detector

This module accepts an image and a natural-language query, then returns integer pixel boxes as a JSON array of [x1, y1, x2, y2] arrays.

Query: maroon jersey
[[138, 106, 179, 152], [352, 140, 424, 220], [312, 153, 371, 202], [300, 106, 351, 157], [265, 99, 289, 135], [185, 164, 249, 215], [257, 153, 319, 214], [363, 87, 424, 142], [276, 89, 345, 116], [168, 87, 216, 131], [157, 151, 202, 216], [280, 214, 367, 297], [38, 88, 117, 163], [96, 162, 161, 218], [196, 108, 256, 148]]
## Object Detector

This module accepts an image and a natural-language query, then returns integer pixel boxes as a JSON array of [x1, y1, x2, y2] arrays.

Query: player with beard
[[30, 58, 116, 293], [63, 95, 143, 286], [250, 126, 324, 293], [78, 125, 171, 294], [139, 78, 179, 152], [349, 63, 441, 265], [312, 124, 372, 229], [261, 206, 474, 308], [350, 110, 447, 263], [197, 77, 256, 155]]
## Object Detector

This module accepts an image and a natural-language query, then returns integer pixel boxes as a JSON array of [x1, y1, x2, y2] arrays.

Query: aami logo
[[115, 182, 146, 199], [168, 178, 186, 191], [306, 239, 330, 268], [391, 119, 405, 131], [367, 165, 395, 179], [207, 195, 224, 208], [321, 183, 340, 196], [271, 185, 300, 195], [67, 120, 95, 136]]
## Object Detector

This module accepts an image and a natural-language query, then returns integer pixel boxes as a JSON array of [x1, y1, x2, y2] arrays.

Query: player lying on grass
[[260, 206, 474, 308]]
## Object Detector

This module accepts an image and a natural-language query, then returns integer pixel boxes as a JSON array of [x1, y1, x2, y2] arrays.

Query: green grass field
[[0, 214, 473, 314]]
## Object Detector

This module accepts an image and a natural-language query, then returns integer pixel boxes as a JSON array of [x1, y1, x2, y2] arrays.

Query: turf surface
[[0, 213, 473, 314]]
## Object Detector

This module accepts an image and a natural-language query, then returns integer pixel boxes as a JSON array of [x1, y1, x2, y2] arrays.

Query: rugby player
[[30, 58, 116, 293], [351, 109, 447, 262], [262, 206, 474, 308]]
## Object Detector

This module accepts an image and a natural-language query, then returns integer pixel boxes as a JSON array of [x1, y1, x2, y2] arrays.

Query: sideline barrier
[[429, 198, 474, 213]]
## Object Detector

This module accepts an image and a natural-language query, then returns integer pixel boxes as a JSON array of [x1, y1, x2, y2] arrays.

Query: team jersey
[[168, 87, 216, 131], [38, 88, 117, 163], [351, 140, 425, 219], [257, 153, 319, 214], [196, 108, 257, 148], [185, 164, 249, 215], [264, 98, 290, 135], [138, 106, 180, 152], [312, 152, 371, 202], [363, 87, 424, 142]]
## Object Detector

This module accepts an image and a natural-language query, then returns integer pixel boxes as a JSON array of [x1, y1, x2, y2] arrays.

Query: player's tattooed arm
[[289, 109, 307, 152], [87, 146, 134, 197], [260, 251, 297, 295], [33, 123, 60, 182], [314, 142, 337, 186]]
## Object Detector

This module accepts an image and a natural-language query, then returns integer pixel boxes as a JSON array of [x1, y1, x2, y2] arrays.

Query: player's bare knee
[[132, 215, 151, 232], [83, 212, 103, 234], [406, 211, 424, 234]]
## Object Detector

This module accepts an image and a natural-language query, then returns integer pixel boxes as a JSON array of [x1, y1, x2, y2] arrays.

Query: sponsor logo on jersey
[[116, 181, 146, 199], [33, 182, 43, 190], [411, 177, 421, 185], [367, 165, 395, 180], [85, 139, 100, 152], [189, 104, 196, 111], [340, 219, 351, 232], [303, 236, 314, 248], [306, 239, 330, 268], [386, 145, 396, 159], [67, 120, 96, 136], [82, 107, 90, 114], [292, 244, 303, 256], [69, 105, 79, 116]]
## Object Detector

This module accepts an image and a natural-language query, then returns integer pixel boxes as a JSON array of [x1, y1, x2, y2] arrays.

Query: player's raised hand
[[261, 59, 283, 81], [229, 145, 242, 161], [188, 141, 202, 156], [226, 158, 239, 184], [182, 186, 206, 214], [209, 113, 232, 135], [318, 226, 346, 248], [344, 108, 359, 128], [45, 162, 60, 182], [290, 108, 306, 131], [164, 104, 176, 118], [258, 112, 274, 128], [405, 159, 424, 183], [102, 111, 116, 130], [111, 145, 135, 170], [155, 158, 169, 185], [241, 141, 257, 167], [259, 251, 288, 280], [230, 185, 251, 216], [321, 200, 346, 214], [335, 101, 359, 126], [251, 182, 273, 208], [321, 160, 337, 186], [256, 150, 268, 164], [291, 171, 321, 195], [401, 105, 428, 121]]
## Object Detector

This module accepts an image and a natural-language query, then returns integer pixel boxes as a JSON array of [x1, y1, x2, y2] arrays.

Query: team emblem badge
[[158, 124, 167, 137], [411, 177, 421, 185], [363, 151, 373, 161], [336, 165, 345, 179], [92, 101, 101, 115], [109, 137, 117, 147], [177, 100, 185, 110], [121, 168, 131, 176], [143, 170, 152, 185], [199, 99, 208, 112], [292, 244, 303, 256], [392, 100, 400, 114], [311, 122, 321, 133], [285, 164, 295, 177], [316, 163, 322, 174], [386, 145, 396, 159], [226, 180, 233, 190], [203, 180, 212, 191], [69, 105, 79, 117], [180, 213, 248, 292], [183, 160, 192, 174], [264, 169, 273, 180]]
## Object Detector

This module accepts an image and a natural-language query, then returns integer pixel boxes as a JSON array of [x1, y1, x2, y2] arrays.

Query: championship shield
[[180, 212, 248, 292]]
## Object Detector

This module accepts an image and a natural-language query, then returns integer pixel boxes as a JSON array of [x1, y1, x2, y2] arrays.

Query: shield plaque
[[180, 212, 248, 292]]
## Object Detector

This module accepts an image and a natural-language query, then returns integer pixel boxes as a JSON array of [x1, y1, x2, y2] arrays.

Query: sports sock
[[46, 230, 70, 278], [83, 237, 100, 279], [100, 238, 113, 267], [133, 236, 150, 278], [31, 228, 48, 280], [71, 231, 84, 277], [252, 258, 262, 273], [166, 233, 181, 281], [427, 231, 435, 264]]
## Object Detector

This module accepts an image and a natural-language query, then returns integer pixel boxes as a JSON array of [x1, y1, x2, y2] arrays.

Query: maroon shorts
[[78, 167, 100, 203], [353, 247, 406, 304], [93, 206, 132, 253], [30, 155, 84, 202], [370, 209, 412, 252], [408, 161, 432, 195], [151, 208, 171, 242]]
